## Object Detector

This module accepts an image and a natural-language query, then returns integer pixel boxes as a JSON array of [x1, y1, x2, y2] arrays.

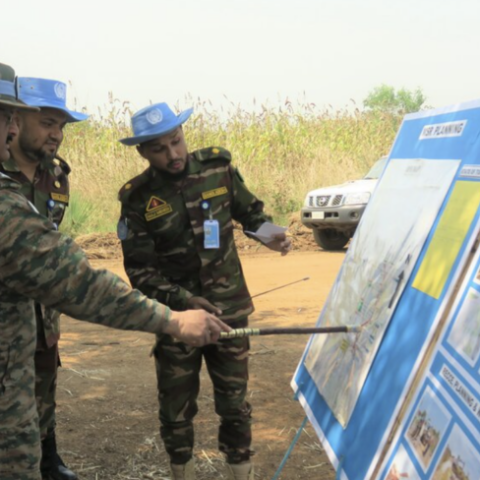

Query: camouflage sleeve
[[119, 202, 193, 310], [0, 190, 172, 334], [230, 165, 273, 234]]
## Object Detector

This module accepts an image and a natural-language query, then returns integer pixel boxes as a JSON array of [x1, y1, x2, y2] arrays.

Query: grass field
[[60, 99, 401, 237]]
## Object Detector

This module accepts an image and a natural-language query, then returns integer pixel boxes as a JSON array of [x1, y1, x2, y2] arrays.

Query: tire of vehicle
[[313, 229, 350, 250]]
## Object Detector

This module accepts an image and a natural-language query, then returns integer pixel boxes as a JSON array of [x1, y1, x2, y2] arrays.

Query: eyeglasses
[[0, 108, 14, 126]]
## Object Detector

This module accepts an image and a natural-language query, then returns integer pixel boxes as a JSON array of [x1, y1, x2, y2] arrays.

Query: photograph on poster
[[431, 424, 480, 480], [304, 159, 460, 427], [447, 287, 480, 367], [406, 387, 451, 471], [383, 444, 420, 480]]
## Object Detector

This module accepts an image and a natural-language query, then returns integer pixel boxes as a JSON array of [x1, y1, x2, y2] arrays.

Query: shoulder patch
[[193, 147, 232, 163], [118, 170, 150, 203], [54, 155, 71, 175], [234, 167, 245, 183]]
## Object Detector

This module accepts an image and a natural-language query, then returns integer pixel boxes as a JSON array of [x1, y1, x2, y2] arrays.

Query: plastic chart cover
[[305, 159, 459, 427]]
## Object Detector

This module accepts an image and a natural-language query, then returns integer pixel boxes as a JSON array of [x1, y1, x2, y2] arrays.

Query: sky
[[3, 0, 480, 118]]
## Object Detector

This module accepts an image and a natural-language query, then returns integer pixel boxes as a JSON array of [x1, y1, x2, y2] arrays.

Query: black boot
[[40, 431, 78, 480]]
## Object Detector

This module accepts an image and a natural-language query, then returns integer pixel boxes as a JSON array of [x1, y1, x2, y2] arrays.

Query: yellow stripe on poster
[[413, 181, 480, 299]]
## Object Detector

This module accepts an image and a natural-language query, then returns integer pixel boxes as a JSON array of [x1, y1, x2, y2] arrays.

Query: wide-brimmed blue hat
[[120, 102, 193, 146], [18, 77, 89, 123], [0, 63, 38, 111]]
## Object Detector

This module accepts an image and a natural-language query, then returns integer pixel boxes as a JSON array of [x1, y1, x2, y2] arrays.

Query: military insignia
[[54, 180, 61, 189], [212, 148, 220, 154], [117, 218, 129, 240], [202, 187, 228, 200], [146, 109, 163, 125], [54, 166, 62, 176], [146, 196, 164, 210], [50, 192, 69, 204], [145, 196, 173, 221], [53, 158, 61, 166], [54, 82, 66, 100], [124, 183, 132, 190]]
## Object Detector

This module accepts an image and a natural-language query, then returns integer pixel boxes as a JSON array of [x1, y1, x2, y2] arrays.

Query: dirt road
[[56, 250, 345, 479]]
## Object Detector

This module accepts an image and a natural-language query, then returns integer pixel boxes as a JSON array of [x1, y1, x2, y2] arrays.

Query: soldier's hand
[[187, 296, 222, 316], [266, 233, 292, 256], [166, 310, 231, 346]]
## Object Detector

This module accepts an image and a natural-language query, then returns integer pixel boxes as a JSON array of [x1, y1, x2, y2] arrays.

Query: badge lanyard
[[201, 200, 220, 249]]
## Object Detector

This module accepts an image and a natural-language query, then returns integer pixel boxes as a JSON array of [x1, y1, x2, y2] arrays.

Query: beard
[[18, 136, 57, 164], [159, 157, 189, 181], [34, 147, 56, 163]]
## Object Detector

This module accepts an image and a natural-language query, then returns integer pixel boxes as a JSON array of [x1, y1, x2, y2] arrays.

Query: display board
[[376, 236, 480, 479], [292, 100, 480, 480]]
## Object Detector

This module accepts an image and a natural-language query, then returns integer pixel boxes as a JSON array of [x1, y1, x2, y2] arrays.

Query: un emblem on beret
[[54, 83, 66, 100], [146, 109, 163, 125]]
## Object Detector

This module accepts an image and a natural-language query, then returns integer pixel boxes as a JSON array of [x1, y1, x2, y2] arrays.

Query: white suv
[[301, 156, 387, 250]]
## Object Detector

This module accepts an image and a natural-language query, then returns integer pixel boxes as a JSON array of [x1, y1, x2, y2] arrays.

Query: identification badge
[[204, 220, 220, 249]]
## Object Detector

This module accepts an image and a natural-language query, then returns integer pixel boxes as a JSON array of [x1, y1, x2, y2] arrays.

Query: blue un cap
[[0, 63, 38, 111], [18, 77, 89, 123], [119, 102, 193, 146]]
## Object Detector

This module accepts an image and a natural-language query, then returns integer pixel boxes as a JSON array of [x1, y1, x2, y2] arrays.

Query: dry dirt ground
[[56, 229, 346, 480]]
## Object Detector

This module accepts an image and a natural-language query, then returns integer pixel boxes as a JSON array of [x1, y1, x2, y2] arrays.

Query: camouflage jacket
[[0, 172, 171, 479], [0, 155, 70, 347], [118, 147, 271, 323]]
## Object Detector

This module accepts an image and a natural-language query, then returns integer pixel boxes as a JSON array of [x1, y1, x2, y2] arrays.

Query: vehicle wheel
[[313, 229, 350, 250]]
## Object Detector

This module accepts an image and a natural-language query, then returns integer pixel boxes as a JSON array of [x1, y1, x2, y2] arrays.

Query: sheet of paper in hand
[[245, 222, 287, 244]]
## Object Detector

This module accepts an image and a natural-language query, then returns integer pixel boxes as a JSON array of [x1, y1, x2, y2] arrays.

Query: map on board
[[305, 158, 460, 427]]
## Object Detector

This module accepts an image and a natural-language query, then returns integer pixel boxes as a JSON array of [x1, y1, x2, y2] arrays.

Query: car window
[[364, 156, 388, 179]]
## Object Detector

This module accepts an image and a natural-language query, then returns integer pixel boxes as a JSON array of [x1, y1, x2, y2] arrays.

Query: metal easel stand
[[270, 415, 308, 480]]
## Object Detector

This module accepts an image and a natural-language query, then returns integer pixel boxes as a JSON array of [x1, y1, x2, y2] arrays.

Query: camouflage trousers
[[154, 329, 252, 465], [34, 333, 59, 439], [0, 312, 41, 480]]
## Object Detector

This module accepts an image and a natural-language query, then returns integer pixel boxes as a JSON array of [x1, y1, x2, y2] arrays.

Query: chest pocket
[[145, 196, 193, 248]]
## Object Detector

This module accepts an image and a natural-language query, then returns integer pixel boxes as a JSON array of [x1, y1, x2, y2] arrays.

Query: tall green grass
[[61, 191, 117, 238], [60, 98, 401, 236]]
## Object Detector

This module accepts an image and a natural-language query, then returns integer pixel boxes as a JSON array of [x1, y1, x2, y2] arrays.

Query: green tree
[[364, 85, 427, 114]]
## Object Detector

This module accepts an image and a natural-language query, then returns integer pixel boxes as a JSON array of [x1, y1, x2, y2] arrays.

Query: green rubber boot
[[225, 461, 254, 480], [169, 458, 195, 480]]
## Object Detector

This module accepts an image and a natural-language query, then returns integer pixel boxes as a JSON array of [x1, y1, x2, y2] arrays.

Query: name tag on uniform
[[145, 205, 173, 221], [50, 192, 69, 204], [204, 220, 220, 249], [145, 196, 173, 221], [202, 187, 228, 200]]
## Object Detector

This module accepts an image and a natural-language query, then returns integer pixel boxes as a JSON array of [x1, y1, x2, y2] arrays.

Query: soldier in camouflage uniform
[[0, 62, 229, 480], [117, 103, 291, 480], [0, 76, 88, 480]]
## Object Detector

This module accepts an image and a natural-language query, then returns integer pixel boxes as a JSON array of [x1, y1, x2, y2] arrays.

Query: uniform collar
[[1, 156, 21, 173], [187, 154, 202, 174], [3, 153, 49, 174], [0, 171, 21, 187]]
